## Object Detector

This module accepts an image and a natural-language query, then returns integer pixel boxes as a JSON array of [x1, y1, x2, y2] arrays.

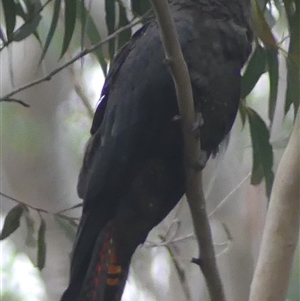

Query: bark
[[249, 108, 300, 301]]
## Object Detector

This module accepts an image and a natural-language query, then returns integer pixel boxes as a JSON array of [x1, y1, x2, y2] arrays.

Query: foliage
[[0, 192, 80, 270]]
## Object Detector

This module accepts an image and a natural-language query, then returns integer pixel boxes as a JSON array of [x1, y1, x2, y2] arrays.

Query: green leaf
[[37, 217, 46, 270], [24, 0, 42, 14], [14, 1, 42, 44], [131, 0, 151, 16], [0, 204, 24, 240], [251, 0, 277, 49], [24, 210, 36, 248], [246, 107, 274, 197], [77, 0, 107, 74], [239, 100, 247, 127], [15, 2, 27, 18], [54, 214, 77, 242], [12, 14, 42, 42], [118, 2, 131, 50], [2, 0, 16, 40], [105, 0, 116, 60], [63, 202, 83, 211], [241, 44, 267, 99], [60, 0, 77, 58], [79, 0, 87, 51], [285, 56, 300, 115], [40, 0, 62, 62], [266, 48, 279, 123], [284, 0, 300, 114]]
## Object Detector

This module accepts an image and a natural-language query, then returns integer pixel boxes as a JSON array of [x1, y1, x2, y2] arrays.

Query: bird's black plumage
[[61, 1, 252, 300]]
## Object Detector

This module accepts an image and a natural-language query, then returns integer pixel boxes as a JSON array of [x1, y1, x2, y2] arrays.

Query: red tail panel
[[79, 223, 127, 301]]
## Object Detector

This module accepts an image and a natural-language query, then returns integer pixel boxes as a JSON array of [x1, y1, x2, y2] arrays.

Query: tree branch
[[0, 191, 81, 218], [0, 15, 148, 106], [149, 1, 226, 301], [249, 108, 300, 301], [0, 97, 30, 107]]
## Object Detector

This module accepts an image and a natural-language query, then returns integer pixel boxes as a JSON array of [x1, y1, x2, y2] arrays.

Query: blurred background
[[0, 0, 299, 300]]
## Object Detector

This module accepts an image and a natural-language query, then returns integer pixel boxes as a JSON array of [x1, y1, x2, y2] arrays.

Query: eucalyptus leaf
[[285, 55, 300, 115], [0, 204, 24, 240], [284, 0, 300, 114], [37, 217, 46, 270], [131, 0, 151, 16], [13, 1, 42, 44], [12, 15, 42, 42], [241, 44, 267, 99], [60, 0, 77, 58], [247, 107, 274, 197], [2, 0, 16, 40], [105, 0, 116, 60], [24, 210, 36, 248], [118, 2, 131, 50], [54, 214, 78, 242], [77, 0, 108, 74], [64, 202, 83, 211], [251, 0, 277, 49], [266, 48, 279, 123], [40, 0, 62, 62], [238, 100, 247, 127]]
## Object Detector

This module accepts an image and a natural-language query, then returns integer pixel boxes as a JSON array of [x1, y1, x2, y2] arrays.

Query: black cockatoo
[[61, 0, 252, 300]]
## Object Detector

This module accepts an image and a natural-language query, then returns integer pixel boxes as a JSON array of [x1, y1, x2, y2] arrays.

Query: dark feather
[[61, 1, 252, 300]]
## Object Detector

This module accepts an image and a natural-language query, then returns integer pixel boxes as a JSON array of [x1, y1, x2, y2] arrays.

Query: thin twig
[[145, 233, 195, 248], [0, 98, 30, 107], [0, 15, 149, 104], [56, 202, 83, 214], [208, 172, 251, 218], [0, 191, 80, 219], [0, 191, 48, 213], [149, 1, 226, 301]]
